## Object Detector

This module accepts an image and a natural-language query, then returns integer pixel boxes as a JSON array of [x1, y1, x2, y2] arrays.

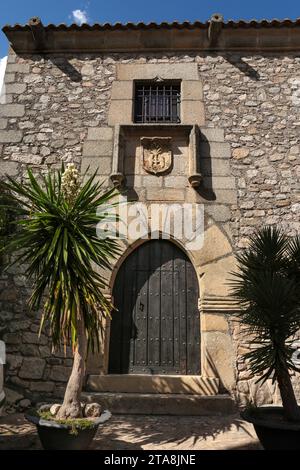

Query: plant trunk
[[277, 366, 300, 422], [57, 315, 87, 419]]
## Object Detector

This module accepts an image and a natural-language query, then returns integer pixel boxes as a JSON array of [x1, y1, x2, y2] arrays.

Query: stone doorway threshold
[[86, 374, 219, 395], [82, 392, 235, 416]]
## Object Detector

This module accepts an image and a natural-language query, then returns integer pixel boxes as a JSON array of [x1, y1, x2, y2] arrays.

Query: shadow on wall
[[49, 57, 82, 82], [196, 131, 216, 201], [223, 54, 260, 81], [27, 51, 261, 85]]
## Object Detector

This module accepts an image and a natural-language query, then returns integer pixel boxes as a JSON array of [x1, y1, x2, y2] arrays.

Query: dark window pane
[[135, 82, 181, 123]]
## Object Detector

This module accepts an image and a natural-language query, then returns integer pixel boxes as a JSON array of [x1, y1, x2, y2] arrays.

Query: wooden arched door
[[109, 240, 200, 375]]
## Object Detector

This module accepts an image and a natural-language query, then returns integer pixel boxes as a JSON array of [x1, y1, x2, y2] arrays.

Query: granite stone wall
[[199, 54, 300, 405], [0, 48, 299, 406], [0, 51, 117, 403]]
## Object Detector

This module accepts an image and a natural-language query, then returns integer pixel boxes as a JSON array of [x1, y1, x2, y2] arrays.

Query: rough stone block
[[7, 52, 16, 64], [214, 189, 238, 204], [142, 175, 163, 188], [6, 63, 30, 73], [202, 331, 236, 391], [5, 83, 27, 95], [6, 354, 23, 370], [0, 104, 25, 117], [29, 381, 55, 393], [0, 94, 13, 104], [146, 188, 185, 201], [200, 141, 231, 159], [207, 176, 236, 190], [201, 158, 230, 176], [108, 100, 133, 125], [0, 161, 19, 176], [49, 365, 71, 382], [181, 80, 203, 100], [0, 130, 23, 144], [0, 119, 8, 129], [19, 358, 46, 380], [205, 205, 231, 222], [201, 255, 236, 297], [164, 176, 187, 188], [117, 63, 199, 81], [83, 140, 113, 157], [4, 73, 15, 84], [81, 157, 112, 176], [111, 80, 134, 100], [23, 331, 48, 345], [193, 223, 232, 266], [200, 128, 225, 143], [181, 100, 205, 125], [87, 127, 113, 141], [125, 174, 142, 187], [202, 314, 229, 332]]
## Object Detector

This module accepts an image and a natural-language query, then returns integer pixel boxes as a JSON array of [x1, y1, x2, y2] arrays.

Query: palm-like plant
[[230, 226, 300, 422], [1, 164, 119, 419]]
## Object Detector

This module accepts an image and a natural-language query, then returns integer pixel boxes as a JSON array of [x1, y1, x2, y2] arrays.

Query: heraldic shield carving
[[141, 137, 172, 175]]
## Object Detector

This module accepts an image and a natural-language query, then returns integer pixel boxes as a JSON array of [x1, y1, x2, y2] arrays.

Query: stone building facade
[[0, 15, 300, 412]]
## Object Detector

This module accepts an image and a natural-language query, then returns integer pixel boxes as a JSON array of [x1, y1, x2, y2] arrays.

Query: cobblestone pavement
[[0, 413, 261, 450]]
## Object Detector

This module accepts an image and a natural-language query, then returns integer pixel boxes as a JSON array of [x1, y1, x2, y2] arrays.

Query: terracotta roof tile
[[3, 18, 300, 32]]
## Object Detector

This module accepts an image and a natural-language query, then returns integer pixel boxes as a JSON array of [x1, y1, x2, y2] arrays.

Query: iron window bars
[[134, 81, 181, 123]]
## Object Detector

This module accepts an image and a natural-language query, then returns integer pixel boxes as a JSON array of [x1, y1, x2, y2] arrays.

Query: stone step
[[82, 392, 236, 416], [86, 374, 219, 395]]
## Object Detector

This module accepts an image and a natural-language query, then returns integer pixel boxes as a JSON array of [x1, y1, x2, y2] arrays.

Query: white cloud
[[0, 56, 8, 99], [72, 9, 88, 25]]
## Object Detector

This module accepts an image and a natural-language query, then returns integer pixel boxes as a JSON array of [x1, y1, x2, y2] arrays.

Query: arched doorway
[[109, 240, 200, 375]]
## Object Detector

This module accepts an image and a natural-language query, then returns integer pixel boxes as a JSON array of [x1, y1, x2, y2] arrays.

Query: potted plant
[[230, 226, 300, 450], [1, 164, 119, 449]]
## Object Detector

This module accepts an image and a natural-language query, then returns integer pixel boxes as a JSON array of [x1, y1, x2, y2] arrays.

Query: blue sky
[[0, 0, 300, 58]]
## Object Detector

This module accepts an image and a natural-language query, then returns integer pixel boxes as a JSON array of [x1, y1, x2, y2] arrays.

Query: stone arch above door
[[109, 239, 200, 376], [88, 217, 237, 394]]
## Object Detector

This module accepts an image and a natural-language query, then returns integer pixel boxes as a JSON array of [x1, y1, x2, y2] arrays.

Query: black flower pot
[[241, 406, 300, 450], [25, 410, 111, 450]]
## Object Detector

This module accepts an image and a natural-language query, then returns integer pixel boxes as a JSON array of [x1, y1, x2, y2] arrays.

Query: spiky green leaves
[[1, 165, 120, 352], [230, 226, 300, 383]]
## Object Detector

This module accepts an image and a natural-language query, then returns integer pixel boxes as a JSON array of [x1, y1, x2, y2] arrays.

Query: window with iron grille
[[134, 81, 181, 123]]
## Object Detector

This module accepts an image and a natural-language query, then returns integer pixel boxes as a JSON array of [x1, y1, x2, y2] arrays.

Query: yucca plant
[[1, 164, 119, 419], [230, 226, 300, 422]]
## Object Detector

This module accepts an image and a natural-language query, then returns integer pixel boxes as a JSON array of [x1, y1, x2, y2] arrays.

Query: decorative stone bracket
[[208, 13, 224, 47], [110, 125, 125, 188], [110, 124, 203, 189]]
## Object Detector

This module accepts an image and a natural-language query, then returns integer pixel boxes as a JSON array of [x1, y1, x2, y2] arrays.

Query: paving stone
[[0, 414, 261, 450]]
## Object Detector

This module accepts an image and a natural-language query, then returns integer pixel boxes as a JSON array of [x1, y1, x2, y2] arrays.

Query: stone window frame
[[133, 79, 182, 124], [108, 63, 204, 126]]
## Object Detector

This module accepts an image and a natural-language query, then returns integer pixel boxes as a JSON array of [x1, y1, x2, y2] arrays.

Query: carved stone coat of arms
[[141, 137, 172, 175]]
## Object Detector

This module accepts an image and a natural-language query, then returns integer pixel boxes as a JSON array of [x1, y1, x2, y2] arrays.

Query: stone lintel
[[117, 63, 199, 81]]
